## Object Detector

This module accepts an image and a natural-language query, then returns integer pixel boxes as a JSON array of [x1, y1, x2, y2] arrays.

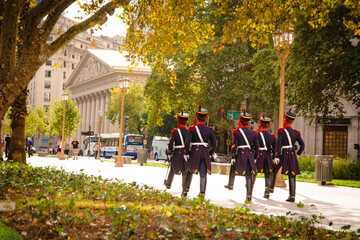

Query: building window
[[47, 36, 53, 41], [44, 81, 51, 89], [323, 126, 348, 157], [80, 55, 83, 60], [64, 61, 66, 67], [45, 60, 52, 66], [72, 54, 75, 59], [107, 43, 110, 48], [44, 105, 50, 112], [45, 70, 51, 77], [44, 92, 51, 102], [72, 63, 75, 70], [63, 72, 66, 79], [80, 44, 83, 48], [63, 83, 66, 90], [64, 50, 67, 56]]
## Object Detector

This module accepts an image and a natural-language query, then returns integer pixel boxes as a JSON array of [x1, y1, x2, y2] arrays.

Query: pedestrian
[[254, 115, 276, 199], [182, 105, 216, 197], [64, 139, 70, 159], [224, 110, 259, 202], [93, 143, 100, 160], [57, 141, 61, 156], [27, 137, 33, 157], [269, 109, 305, 202], [71, 138, 80, 160], [164, 110, 189, 189], [5, 133, 10, 158]]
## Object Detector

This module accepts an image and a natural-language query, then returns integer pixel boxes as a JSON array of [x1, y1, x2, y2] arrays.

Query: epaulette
[[272, 133, 276, 139], [296, 130, 301, 136], [171, 128, 177, 134], [278, 128, 283, 134], [209, 126, 214, 132], [253, 130, 258, 135], [188, 126, 195, 131], [232, 129, 238, 135]]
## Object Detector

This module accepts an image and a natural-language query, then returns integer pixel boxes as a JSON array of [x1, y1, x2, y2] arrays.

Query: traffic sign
[[227, 111, 242, 120]]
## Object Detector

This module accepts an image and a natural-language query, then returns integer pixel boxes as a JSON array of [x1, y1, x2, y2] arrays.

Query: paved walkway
[[26, 156, 360, 232]]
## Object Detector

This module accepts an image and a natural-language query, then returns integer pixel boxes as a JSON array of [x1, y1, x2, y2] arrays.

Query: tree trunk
[[8, 88, 27, 163], [0, 119, 3, 161]]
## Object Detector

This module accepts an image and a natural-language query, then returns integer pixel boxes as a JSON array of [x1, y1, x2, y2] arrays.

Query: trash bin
[[315, 155, 334, 185], [137, 148, 148, 165]]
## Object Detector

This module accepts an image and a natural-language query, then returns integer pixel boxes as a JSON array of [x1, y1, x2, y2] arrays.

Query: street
[[27, 156, 360, 232]]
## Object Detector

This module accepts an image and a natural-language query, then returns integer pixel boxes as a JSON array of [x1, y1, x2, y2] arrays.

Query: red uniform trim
[[296, 130, 301, 136], [272, 133, 276, 139], [241, 126, 249, 128], [189, 126, 195, 131], [254, 130, 258, 135], [171, 128, 177, 134], [197, 122, 205, 125], [278, 128, 283, 134], [209, 126, 214, 132], [232, 129, 238, 135]]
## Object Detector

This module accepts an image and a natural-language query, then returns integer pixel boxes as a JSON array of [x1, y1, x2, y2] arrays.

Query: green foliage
[[26, 107, 47, 138], [333, 158, 360, 180], [0, 223, 22, 240], [298, 155, 316, 172], [50, 92, 81, 139]]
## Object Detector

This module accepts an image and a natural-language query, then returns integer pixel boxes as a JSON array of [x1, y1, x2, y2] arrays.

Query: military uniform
[[269, 110, 305, 202], [182, 105, 216, 196], [164, 111, 189, 189], [255, 116, 276, 198], [225, 111, 259, 201]]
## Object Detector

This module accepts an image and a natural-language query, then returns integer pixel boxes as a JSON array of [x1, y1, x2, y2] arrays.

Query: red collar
[[179, 126, 187, 129], [197, 122, 206, 126], [261, 129, 268, 132], [241, 126, 249, 129]]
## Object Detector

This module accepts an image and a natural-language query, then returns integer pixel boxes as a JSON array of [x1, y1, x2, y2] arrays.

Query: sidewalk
[[27, 156, 360, 232]]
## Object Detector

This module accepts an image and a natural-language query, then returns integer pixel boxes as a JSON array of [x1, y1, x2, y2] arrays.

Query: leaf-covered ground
[[0, 162, 358, 239]]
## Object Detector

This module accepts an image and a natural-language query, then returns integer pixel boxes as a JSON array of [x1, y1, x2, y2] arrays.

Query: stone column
[[76, 98, 82, 141], [90, 94, 95, 133], [104, 92, 110, 133], [99, 91, 105, 134], [86, 95, 91, 132], [94, 94, 100, 135]]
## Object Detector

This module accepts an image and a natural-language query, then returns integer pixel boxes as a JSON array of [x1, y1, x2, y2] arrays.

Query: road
[[27, 156, 360, 232]]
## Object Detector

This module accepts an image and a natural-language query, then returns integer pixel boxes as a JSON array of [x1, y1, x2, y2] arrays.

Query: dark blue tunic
[[256, 130, 276, 176], [231, 126, 259, 176], [168, 126, 188, 175], [275, 126, 305, 176], [185, 123, 216, 177]]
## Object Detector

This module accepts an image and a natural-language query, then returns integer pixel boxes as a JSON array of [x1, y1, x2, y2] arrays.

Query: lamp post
[[97, 111, 103, 160], [59, 92, 69, 160], [273, 26, 295, 187], [115, 77, 130, 167]]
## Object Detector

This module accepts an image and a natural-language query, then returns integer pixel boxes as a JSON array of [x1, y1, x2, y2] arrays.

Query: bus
[[150, 136, 169, 161], [83, 135, 98, 156], [99, 133, 144, 159]]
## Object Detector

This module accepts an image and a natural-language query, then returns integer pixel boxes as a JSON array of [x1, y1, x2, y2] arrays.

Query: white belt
[[237, 145, 250, 149], [174, 145, 185, 149], [282, 146, 292, 150], [260, 147, 267, 151], [190, 142, 208, 147]]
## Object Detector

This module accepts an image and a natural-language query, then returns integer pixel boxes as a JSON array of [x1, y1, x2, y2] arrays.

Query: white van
[[150, 136, 169, 161]]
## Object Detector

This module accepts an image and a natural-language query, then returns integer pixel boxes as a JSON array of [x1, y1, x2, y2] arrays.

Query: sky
[[63, 1, 127, 37]]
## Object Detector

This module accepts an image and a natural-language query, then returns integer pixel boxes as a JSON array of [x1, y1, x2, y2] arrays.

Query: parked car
[[211, 153, 230, 163]]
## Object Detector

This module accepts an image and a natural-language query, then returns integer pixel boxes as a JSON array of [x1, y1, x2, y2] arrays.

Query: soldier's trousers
[[183, 158, 207, 195], [165, 167, 186, 189]]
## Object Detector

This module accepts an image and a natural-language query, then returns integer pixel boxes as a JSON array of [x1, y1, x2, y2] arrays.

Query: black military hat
[[260, 115, 271, 126], [195, 104, 208, 120], [285, 109, 296, 122], [239, 109, 251, 125], [177, 110, 189, 123]]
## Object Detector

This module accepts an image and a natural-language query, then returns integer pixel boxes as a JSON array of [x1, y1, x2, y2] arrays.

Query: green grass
[[0, 223, 22, 240]]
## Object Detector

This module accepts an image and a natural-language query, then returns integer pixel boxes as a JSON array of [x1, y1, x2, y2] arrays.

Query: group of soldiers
[[164, 105, 305, 202]]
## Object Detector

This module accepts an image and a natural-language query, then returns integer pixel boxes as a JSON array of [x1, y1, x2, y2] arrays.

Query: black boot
[[182, 170, 193, 197], [164, 168, 174, 189], [181, 171, 186, 189], [246, 177, 253, 202], [224, 164, 235, 190], [251, 174, 256, 192], [264, 177, 270, 198], [286, 176, 296, 202], [200, 177, 207, 195], [269, 164, 280, 193]]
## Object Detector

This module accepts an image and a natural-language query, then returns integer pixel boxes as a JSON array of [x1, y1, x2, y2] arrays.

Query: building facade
[[66, 49, 151, 146]]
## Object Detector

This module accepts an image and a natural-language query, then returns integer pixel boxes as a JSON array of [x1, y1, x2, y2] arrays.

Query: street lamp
[[97, 110, 103, 160], [59, 92, 69, 160], [273, 26, 295, 187], [115, 77, 130, 167]]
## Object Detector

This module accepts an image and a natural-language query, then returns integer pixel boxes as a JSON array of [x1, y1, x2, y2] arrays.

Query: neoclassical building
[[66, 49, 151, 145]]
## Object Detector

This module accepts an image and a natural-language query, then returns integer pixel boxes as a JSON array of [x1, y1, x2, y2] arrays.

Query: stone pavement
[[26, 156, 360, 232]]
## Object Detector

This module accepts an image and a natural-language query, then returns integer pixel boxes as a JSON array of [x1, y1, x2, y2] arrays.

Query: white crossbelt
[[190, 126, 208, 147], [281, 129, 293, 150], [237, 128, 250, 150], [259, 132, 267, 151], [174, 128, 185, 149]]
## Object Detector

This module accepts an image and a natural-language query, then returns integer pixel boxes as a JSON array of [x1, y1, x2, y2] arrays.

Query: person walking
[[64, 139, 70, 160], [5, 134, 10, 158], [269, 109, 305, 202], [254, 115, 276, 199], [224, 110, 259, 202], [93, 143, 100, 160], [71, 138, 80, 160], [182, 105, 216, 197], [27, 137, 33, 158], [164, 110, 189, 189]]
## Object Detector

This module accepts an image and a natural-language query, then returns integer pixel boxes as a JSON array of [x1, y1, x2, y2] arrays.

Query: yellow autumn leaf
[[53, 64, 61, 68]]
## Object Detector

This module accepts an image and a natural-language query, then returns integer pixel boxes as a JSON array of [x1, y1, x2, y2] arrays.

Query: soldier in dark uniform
[[182, 105, 216, 197], [224, 110, 259, 202], [269, 110, 305, 202], [164, 110, 189, 189], [254, 115, 276, 198]]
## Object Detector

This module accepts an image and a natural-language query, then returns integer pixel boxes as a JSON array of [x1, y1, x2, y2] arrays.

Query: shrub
[[298, 155, 315, 172], [0, 223, 22, 240], [333, 158, 360, 180]]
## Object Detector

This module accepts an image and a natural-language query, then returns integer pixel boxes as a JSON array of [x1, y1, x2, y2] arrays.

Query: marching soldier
[[269, 109, 305, 202], [182, 105, 216, 197], [254, 115, 276, 198], [164, 110, 189, 189], [224, 110, 259, 202]]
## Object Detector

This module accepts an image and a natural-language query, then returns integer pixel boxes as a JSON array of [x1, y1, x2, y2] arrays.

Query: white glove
[[231, 159, 236, 165], [184, 155, 189, 162], [254, 158, 257, 164], [274, 158, 280, 165]]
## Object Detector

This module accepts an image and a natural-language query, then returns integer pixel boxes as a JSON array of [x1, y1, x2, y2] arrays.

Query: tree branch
[[48, 0, 129, 56], [23, 0, 65, 28]]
